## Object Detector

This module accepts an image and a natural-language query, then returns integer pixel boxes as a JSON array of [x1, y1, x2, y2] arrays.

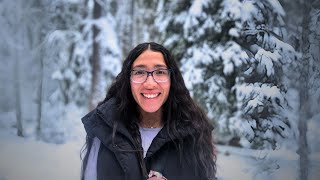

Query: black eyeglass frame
[[130, 69, 172, 83]]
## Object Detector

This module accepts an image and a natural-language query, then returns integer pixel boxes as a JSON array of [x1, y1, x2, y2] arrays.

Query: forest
[[0, 0, 319, 179]]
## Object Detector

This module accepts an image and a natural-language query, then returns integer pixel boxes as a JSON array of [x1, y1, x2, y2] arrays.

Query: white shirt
[[139, 127, 162, 157], [84, 137, 100, 180]]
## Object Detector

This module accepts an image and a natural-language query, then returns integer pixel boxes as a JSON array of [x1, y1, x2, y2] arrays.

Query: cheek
[[163, 83, 171, 96], [130, 83, 140, 97], [130, 83, 136, 92]]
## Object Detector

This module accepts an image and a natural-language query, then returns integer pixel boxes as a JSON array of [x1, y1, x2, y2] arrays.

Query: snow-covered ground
[[1, 129, 319, 180], [217, 145, 298, 180], [0, 131, 85, 180]]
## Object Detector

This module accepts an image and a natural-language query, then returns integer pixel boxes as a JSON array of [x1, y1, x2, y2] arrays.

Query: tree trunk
[[130, 0, 135, 46], [298, 98, 310, 180], [15, 51, 23, 137], [118, 0, 135, 57], [36, 52, 44, 139], [28, 0, 44, 139], [298, 1, 312, 179], [88, 0, 102, 111]]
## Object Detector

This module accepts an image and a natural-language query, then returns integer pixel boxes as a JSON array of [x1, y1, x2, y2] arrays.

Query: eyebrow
[[132, 64, 168, 69]]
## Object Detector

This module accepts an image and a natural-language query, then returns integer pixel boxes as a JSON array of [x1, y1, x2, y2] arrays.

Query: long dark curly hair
[[81, 42, 216, 179]]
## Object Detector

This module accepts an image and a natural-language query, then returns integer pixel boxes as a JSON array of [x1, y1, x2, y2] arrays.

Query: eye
[[132, 70, 145, 75], [155, 69, 168, 75]]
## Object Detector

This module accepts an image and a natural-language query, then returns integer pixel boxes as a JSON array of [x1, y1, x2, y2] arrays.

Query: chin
[[140, 105, 162, 113]]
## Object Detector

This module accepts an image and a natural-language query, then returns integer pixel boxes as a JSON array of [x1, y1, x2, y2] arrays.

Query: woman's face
[[130, 50, 171, 114]]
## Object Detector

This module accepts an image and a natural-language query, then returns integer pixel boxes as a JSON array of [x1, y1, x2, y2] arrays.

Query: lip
[[141, 93, 161, 99]]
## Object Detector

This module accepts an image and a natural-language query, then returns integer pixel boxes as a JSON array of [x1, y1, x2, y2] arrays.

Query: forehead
[[132, 50, 167, 69]]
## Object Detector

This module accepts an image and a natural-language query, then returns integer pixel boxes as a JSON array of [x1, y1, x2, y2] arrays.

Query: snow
[[229, 117, 255, 140], [244, 99, 263, 113], [228, 28, 239, 37], [217, 145, 320, 180], [308, 113, 320, 153], [51, 70, 63, 80], [241, 1, 257, 23], [267, 0, 285, 16], [220, 0, 242, 20], [189, 0, 209, 16], [95, 15, 121, 57], [236, 83, 284, 106], [255, 49, 280, 77], [0, 131, 84, 180], [181, 64, 205, 90], [0, 104, 86, 180]]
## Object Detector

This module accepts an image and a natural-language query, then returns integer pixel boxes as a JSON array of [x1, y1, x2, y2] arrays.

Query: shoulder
[[81, 98, 118, 138], [82, 97, 118, 123]]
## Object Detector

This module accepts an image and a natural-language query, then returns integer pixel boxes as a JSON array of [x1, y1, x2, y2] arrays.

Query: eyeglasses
[[130, 69, 171, 83]]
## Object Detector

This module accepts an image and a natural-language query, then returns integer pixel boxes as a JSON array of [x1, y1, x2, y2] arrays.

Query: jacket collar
[[97, 98, 132, 139]]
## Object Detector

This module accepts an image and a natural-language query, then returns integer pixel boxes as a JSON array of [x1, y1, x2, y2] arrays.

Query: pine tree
[[156, 0, 297, 149]]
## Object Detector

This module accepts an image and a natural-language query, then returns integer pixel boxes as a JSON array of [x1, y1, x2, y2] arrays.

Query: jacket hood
[[81, 98, 134, 147]]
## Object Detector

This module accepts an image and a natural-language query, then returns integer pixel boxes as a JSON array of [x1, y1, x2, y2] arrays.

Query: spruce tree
[[156, 0, 297, 149]]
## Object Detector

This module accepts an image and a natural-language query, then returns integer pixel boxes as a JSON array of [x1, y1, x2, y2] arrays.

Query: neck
[[139, 109, 163, 128]]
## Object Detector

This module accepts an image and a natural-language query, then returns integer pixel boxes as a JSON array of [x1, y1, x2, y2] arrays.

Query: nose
[[144, 73, 157, 86]]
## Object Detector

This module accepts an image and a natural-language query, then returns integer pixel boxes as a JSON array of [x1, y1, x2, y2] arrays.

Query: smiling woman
[[81, 42, 216, 180]]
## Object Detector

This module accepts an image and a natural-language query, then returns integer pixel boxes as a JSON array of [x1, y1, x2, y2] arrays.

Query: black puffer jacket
[[82, 98, 208, 180]]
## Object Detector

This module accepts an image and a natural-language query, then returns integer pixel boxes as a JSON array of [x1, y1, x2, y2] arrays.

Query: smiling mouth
[[142, 93, 160, 99]]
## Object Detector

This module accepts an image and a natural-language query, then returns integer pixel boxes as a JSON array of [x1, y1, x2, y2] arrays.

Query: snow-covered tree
[[47, 0, 121, 109], [46, 0, 91, 107], [41, 0, 121, 143], [0, 0, 47, 137], [156, 0, 297, 149]]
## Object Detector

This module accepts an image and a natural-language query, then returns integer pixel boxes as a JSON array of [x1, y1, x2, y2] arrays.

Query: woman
[[81, 42, 216, 180]]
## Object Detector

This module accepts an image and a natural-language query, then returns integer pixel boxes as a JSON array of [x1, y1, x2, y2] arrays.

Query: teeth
[[142, 93, 159, 99]]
